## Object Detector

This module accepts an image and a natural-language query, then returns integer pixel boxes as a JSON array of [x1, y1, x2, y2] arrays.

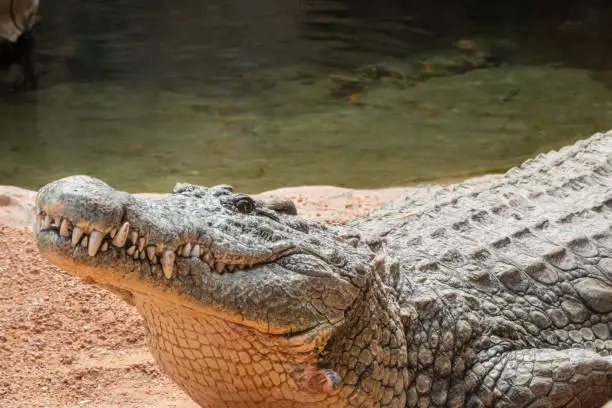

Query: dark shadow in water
[[10, 0, 612, 93], [0, 31, 38, 92]]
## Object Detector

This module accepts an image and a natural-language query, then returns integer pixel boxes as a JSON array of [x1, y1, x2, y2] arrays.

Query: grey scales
[[35, 131, 612, 408]]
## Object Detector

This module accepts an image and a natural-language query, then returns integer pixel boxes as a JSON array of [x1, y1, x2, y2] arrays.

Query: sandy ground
[[0, 184, 413, 408]]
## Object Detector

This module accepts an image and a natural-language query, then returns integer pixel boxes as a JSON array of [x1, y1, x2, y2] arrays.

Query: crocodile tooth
[[237, 264, 245, 270], [181, 242, 191, 258], [138, 237, 146, 252], [133, 250, 139, 259], [176, 246, 182, 256], [59, 219, 71, 237], [101, 242, 109, 252], [227, 264, 235, 273], [161, 251, 175, 279], [109, 228, 118, 239], [71, 227, 84, 247], [146, 246, 156, 261], [214, 262, 225, 274], [129, 231, 138, 244], [151, 255, 158, 264], [112, 222, 130, 247], [127, 246, 136, 256], [88, 231, 104, 256], [81, 236, 89, 247], [190, 244, 201, 257], [203, 252, 212, 263], [53, 216, 62, 227], [42, 215, 52, 230], [139, 250, 146, 260]]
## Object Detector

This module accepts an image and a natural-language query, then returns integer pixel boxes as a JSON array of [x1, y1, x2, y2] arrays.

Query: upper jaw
[[33, 207, 295, 279], [34, 175, 296, 278]]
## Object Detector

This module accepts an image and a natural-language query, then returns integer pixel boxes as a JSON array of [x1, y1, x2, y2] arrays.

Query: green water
[[1, 1, 612, 193]]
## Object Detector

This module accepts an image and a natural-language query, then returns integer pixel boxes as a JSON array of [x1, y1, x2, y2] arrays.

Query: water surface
[[1, 0, 612, 192]]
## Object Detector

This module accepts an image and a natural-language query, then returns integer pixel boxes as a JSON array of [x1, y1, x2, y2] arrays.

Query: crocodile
[[35, 132, 612, 408]]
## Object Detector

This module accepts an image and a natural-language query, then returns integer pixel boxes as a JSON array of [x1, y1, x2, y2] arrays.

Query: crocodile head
[[35, 176, 407, 407]]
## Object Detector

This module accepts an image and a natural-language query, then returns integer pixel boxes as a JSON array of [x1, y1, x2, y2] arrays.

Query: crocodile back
[[355, 132, 612, 350]]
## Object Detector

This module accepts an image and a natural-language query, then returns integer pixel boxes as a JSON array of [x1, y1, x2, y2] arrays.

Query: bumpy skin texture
[[35, 132, 612, 408]]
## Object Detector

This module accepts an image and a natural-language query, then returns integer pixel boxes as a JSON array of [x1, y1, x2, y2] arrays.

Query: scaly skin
[[35, 132, 612, 407]]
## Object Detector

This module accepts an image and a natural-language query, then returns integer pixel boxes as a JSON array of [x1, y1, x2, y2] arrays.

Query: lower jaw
[[37, 231, 330, 341], [134, 294, 341, 408]]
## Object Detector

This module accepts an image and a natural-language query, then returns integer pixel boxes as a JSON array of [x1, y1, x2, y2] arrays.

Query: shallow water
[[1, 0, 612, 193]]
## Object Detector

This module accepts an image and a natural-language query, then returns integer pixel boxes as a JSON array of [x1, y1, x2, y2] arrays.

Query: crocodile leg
[[468, 348, 612, 408]]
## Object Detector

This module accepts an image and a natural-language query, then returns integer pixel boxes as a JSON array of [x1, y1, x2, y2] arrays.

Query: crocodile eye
[[234, 195, 255, 214]]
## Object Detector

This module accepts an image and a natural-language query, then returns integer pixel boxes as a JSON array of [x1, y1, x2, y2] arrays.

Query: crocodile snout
[[35, 175, 128, 234]]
